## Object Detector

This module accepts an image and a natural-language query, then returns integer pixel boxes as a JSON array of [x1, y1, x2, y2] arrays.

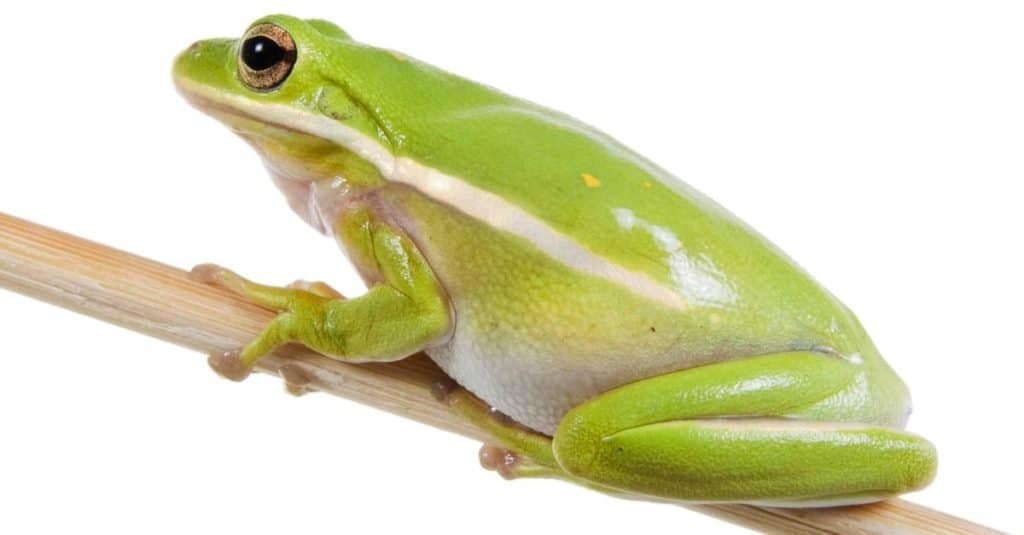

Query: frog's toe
[[208, 348, 252, 381], [286, 280, 345, 299], [477, 445, 564, 480], [279, 363, 313, 396], [189, 263, 230, 285], [478, 444, 521, 480], [429, 377, 459, 402]]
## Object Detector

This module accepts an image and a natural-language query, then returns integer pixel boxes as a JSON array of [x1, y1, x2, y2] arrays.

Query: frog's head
[[173, 15, 390, 232]]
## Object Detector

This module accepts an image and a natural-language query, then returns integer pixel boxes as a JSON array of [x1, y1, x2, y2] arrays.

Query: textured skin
[[369, 186, 909, 435], [173, 15, 937, 505], [549, 352, 935, 505]]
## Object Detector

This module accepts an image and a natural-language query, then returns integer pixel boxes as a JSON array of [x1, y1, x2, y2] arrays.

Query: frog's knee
[[550, 411, 602, 478]]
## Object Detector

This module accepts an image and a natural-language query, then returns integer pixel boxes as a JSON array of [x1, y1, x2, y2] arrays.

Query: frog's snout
[[174, 41, 203, 71], [172, 42, 202, 83], [172, 37, 236, 81]]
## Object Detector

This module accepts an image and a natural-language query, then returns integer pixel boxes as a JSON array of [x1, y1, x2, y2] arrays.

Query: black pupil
[[242, 36, 285, 71]]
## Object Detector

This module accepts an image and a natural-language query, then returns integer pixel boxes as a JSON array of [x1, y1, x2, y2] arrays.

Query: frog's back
[[341, 43, 839, 321], [339, 42, 866, 434]]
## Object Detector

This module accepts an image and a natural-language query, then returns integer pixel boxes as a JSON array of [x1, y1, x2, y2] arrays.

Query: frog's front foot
[[189, 263, 333, 382], [286, 279, 345, 299], [189, 263, 230, 286], [278, 363, 313, 396]]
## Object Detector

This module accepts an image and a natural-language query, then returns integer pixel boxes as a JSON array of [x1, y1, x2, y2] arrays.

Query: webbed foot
[[190, 263, 331, 381]]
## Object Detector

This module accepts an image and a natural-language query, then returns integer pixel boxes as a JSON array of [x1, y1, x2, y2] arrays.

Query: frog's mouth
[[176, 85, 310, 139], [175, 77, 396, 170], [176, 80, 369, 234]]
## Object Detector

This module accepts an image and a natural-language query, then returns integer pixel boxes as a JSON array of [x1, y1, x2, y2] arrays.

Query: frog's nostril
[[187, 41, 202, 55]]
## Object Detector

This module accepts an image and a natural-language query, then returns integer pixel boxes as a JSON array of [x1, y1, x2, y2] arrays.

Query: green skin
[[173, 15, 936, 507]]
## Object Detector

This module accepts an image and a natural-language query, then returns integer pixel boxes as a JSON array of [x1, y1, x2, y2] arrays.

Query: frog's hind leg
[[439, 383, 559, 473], [438, 384, 638, 498], [439, 353, 935, 506], [549, 351, 937, 507]]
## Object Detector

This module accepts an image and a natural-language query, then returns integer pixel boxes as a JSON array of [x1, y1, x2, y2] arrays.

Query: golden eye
[[238, 23, 296, 91]]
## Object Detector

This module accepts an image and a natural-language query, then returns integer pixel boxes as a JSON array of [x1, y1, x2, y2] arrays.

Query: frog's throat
[[177, 79, 688, 311]]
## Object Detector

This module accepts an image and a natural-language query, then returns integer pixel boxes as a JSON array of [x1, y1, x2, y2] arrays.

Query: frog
[[173, 14, 936, 507]]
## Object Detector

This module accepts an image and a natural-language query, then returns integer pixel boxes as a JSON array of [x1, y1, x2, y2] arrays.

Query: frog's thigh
[[551, 352, 937, 507]]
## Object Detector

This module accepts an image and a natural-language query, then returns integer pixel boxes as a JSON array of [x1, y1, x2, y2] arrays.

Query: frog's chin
[[176, 90, 353, 235], [269, 171, 327, 234], [256, 148, 356, 237]]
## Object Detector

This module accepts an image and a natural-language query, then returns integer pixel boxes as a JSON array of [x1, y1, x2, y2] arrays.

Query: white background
[[1, 2, 1020, 533]]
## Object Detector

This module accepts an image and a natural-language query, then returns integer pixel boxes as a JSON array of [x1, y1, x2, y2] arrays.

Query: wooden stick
[[0, 211, 1002, 535]]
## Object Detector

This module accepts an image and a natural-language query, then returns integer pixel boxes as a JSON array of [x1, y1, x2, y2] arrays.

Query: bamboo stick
[[0, 211, 1003, 535]]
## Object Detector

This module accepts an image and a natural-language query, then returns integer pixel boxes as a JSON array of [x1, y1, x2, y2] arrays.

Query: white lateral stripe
[[391, 161, 688, 309], [181, 81, 688, 310]]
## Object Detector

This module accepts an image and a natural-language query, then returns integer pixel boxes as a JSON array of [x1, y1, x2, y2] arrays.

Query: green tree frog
[[173, 15, 936, 507]]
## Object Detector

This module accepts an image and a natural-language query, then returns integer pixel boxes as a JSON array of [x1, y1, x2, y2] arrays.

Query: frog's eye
[[238, 23, 297, 91]]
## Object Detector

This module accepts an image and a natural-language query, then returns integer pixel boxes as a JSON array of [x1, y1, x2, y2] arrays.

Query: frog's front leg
[[453, 352, 936, 507], [192, 208, 451, 381], [286, 279, 345, 299]]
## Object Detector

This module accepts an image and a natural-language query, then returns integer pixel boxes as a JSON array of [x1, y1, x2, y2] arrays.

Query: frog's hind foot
[[478, 444, 518, 479], [436, 383, 571, 481], [444, 384, 644, 496], [478, 444, 556, 479]]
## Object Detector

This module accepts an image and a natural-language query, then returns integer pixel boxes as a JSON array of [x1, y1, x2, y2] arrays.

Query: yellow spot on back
[[643, 181, 653, 189], [581, 172, 602, 188], [388, 50, 407, 62]]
